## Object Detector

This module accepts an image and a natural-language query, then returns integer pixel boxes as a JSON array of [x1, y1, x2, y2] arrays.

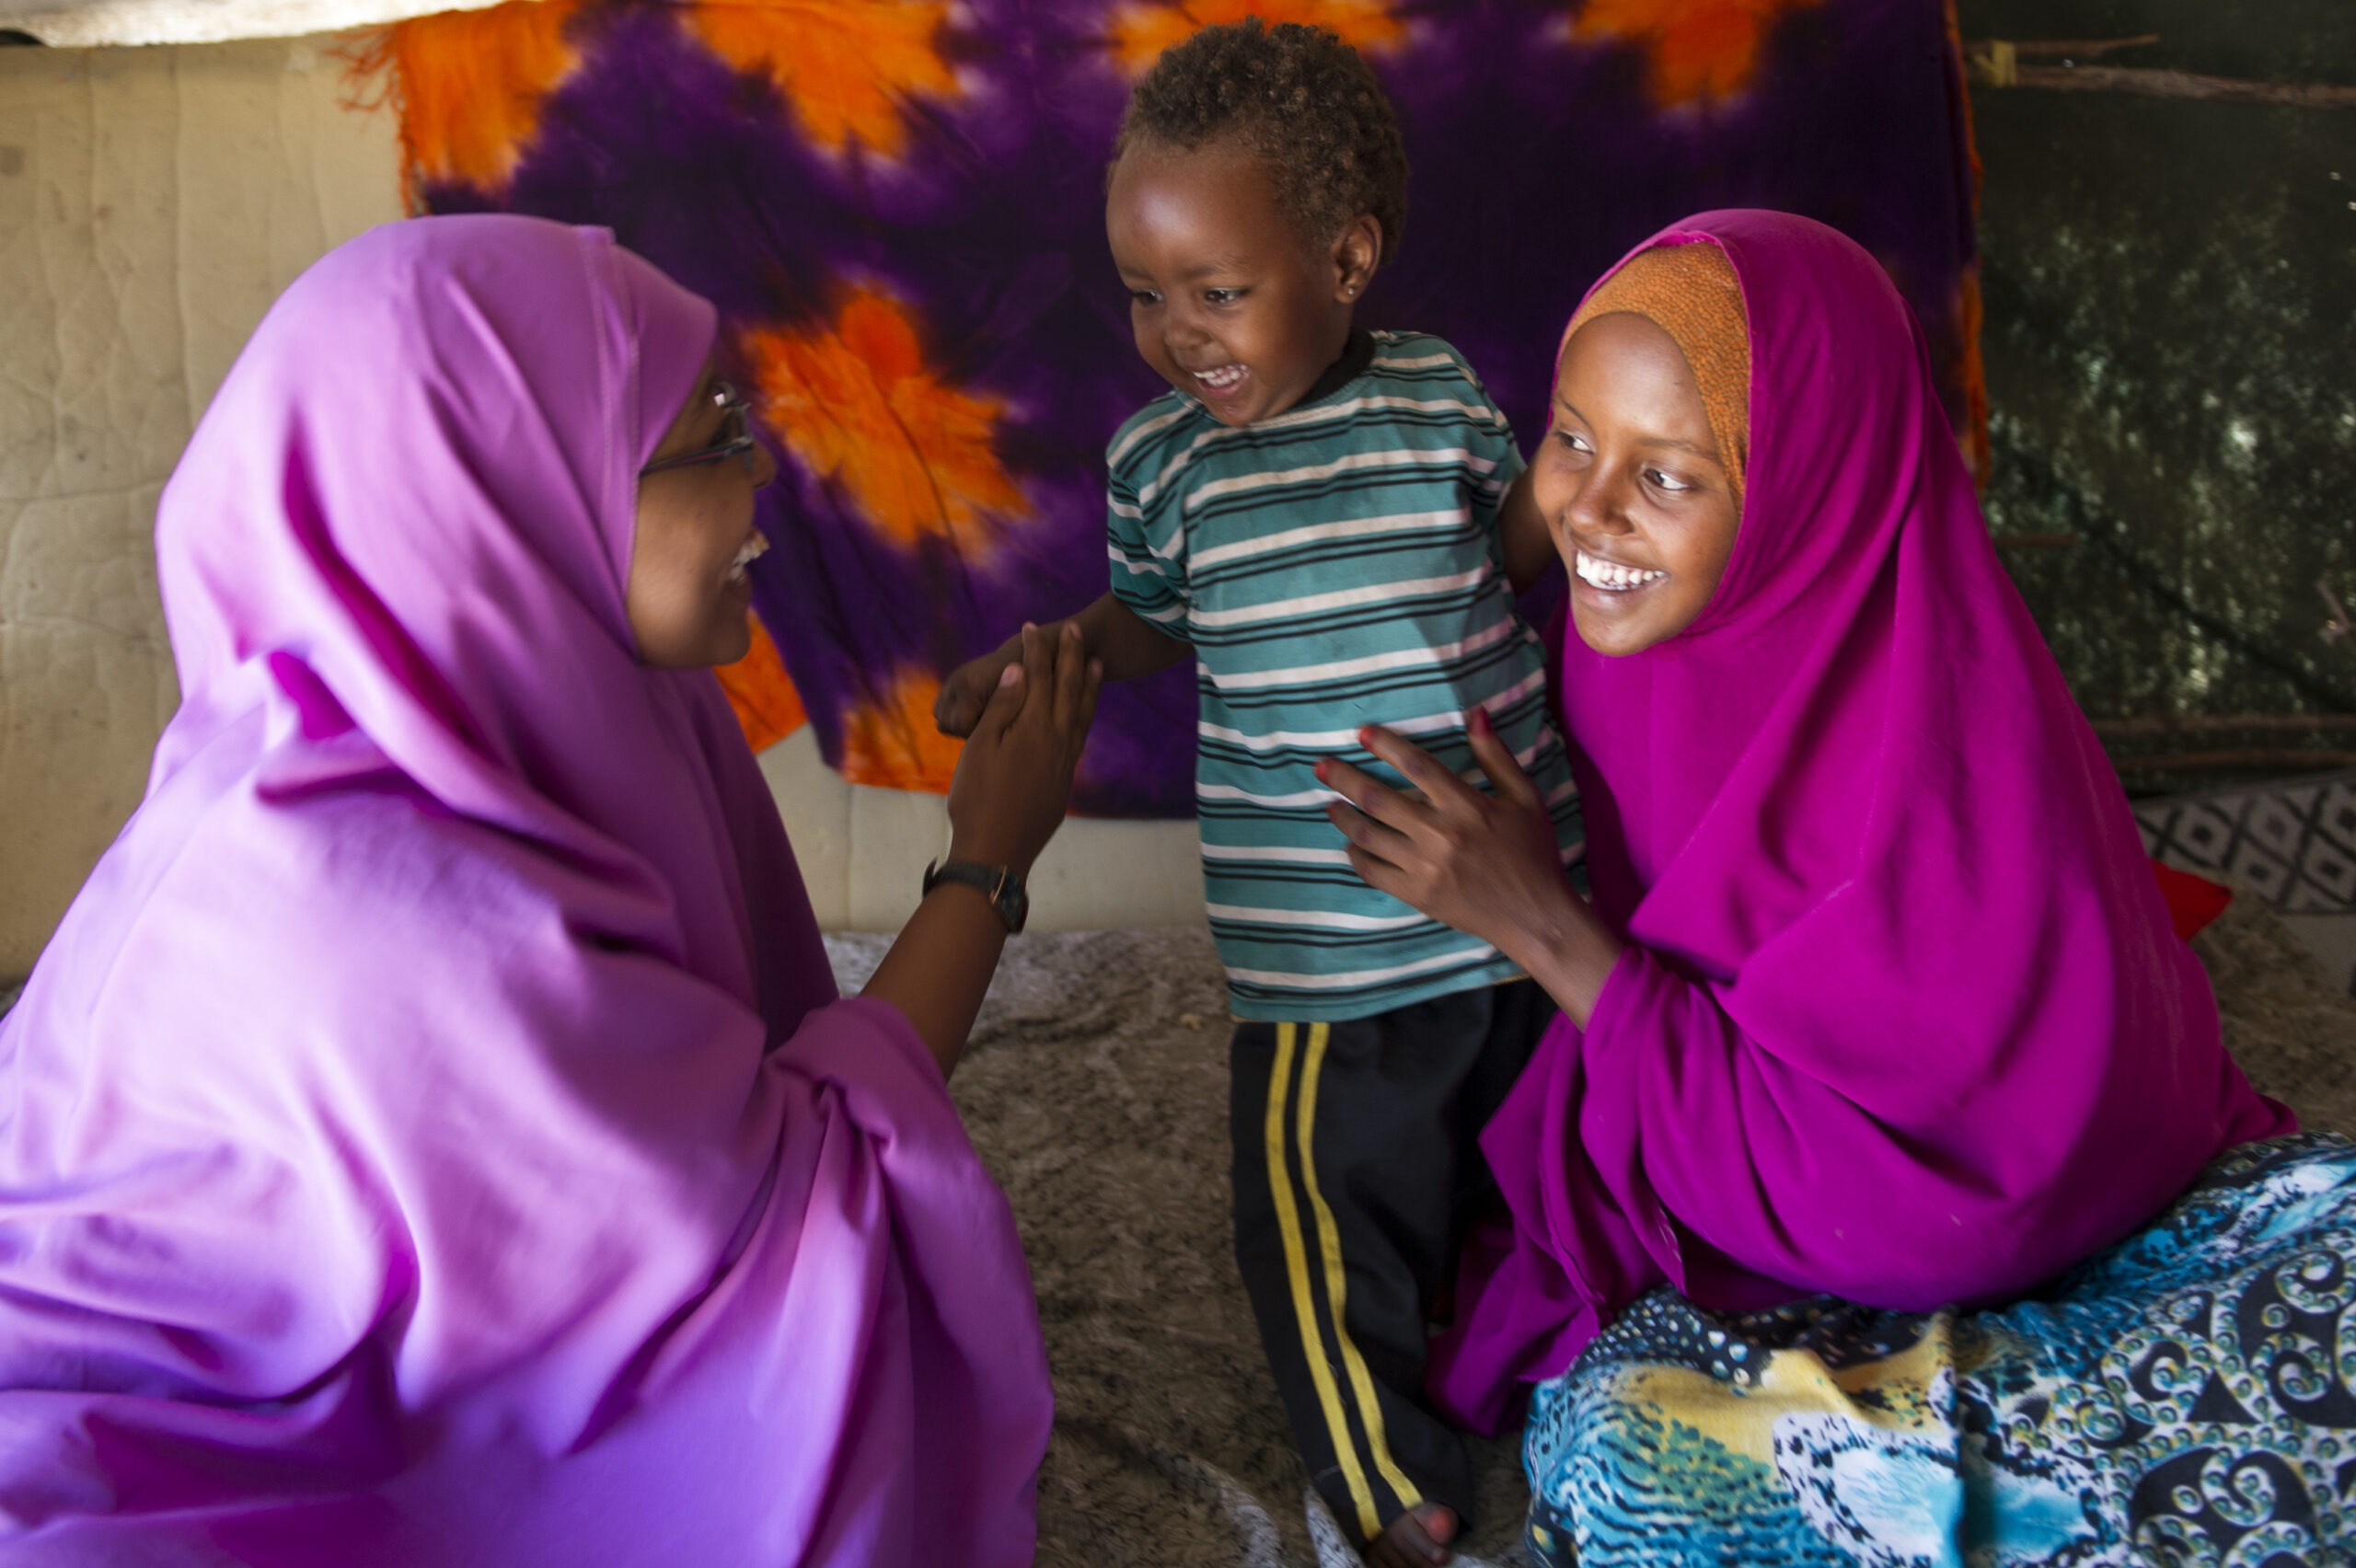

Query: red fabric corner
[[2151, 859, 2234, 940]]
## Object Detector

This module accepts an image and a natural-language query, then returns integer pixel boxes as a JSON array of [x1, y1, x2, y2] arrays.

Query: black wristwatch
[[922, 859, 1029, 934]]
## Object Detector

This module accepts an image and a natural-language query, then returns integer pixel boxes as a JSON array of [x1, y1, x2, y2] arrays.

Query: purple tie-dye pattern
[[418, 0, 1975, 817]]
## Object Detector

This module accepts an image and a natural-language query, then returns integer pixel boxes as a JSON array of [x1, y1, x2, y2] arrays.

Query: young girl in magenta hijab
[[1321, 211, 2353, 1566], [0, 214, 1100, 1564]]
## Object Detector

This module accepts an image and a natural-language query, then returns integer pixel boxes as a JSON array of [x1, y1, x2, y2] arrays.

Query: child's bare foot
[[1365, 1501, 1457, 1568]]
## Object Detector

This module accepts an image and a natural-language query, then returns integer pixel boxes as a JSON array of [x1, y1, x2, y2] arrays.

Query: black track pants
[[1230, 979, 1554, 1546]]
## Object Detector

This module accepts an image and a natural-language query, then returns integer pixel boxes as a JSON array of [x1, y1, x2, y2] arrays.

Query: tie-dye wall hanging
[[347, 0, 1981, 817]]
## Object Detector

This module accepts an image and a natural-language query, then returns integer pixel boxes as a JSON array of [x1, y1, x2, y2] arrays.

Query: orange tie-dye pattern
[[1108, 0, 1403, 76], [742, 288, 1029, 554], [837, 669, 967, 793], [714, 614, 809, 751], [1574, 0, 1827, 107], [686, 0, 958, 157], [342, 0, 583, 202]]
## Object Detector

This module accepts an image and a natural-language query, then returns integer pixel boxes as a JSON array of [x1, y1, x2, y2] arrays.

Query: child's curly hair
[[1114, 17, 1408, 265]]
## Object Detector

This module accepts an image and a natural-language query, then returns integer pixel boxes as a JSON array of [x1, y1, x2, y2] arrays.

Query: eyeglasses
[[641, 381, 758, 476]]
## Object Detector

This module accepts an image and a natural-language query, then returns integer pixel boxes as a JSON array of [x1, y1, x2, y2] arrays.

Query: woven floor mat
[[824, 895, 2356, 1567]]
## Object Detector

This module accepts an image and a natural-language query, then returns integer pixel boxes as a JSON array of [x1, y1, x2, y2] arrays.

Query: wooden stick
[[2093, 715, 2356, 737], [1992, 36, 2161, 60], [2009, 64, 2356, 109], [2110, 749, 2356, 772]]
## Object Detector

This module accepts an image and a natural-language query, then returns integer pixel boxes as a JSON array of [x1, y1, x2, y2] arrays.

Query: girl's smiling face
[[1105, 141, 1377, 428], [1535, 311, 1741, 656]]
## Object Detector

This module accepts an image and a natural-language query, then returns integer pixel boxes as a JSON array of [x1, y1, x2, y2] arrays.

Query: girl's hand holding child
[[1318, 711, 1623, 1030]]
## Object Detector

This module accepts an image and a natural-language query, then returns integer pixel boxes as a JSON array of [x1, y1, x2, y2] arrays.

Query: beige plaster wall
[[0, 34, 403, 975], [0, 33, 1204, 976]]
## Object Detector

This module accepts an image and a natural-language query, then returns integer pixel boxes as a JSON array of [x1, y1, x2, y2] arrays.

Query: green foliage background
[[1960, 0, 2356, 792]]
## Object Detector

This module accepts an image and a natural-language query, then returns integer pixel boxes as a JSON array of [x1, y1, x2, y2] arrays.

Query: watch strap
[[922, 859, 1029, 934]]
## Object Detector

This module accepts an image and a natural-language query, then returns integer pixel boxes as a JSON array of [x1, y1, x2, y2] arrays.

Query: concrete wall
[[0, 34, 1204, 978]]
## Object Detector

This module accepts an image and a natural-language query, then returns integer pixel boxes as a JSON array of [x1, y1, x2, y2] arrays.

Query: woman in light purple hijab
[[0, 213, 1096, 1565], [1321, 212, 2347, 1568]]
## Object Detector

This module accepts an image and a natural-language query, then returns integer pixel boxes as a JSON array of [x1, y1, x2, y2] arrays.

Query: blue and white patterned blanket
[[1525, 1133, 2356, 1566]]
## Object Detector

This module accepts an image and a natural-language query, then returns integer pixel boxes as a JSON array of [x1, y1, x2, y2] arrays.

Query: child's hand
[[935, 640, 1022, 738]]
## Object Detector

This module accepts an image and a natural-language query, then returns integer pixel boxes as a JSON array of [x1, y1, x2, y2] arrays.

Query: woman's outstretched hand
[[1318, 710, 1623, 1026], [866, 622, 1102, 1078], [945, 621, 1103, 874]]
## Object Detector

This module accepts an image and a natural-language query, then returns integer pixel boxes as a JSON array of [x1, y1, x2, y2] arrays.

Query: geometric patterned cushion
[[2135, 768, 2356, 915]]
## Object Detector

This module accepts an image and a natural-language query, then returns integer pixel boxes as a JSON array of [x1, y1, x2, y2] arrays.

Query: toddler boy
[[937, 20, 1581, 1564]]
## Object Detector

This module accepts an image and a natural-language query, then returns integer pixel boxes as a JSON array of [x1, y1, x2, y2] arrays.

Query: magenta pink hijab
[[0, 215, 1048, 1563], [1431, 210, 2291, 1435]]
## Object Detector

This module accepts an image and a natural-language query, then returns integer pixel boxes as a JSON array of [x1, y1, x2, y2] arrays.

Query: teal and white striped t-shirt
[[1106, 330, 1584, 1022]]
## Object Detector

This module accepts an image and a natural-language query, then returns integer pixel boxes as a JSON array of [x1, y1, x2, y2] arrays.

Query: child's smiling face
[[1106, 141, 1374, 428], [1536, 312, 1742, 656]]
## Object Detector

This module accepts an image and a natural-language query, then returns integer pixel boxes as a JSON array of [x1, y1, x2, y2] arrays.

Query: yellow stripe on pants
[[1266, 1022, 1380, 1539], [1297, 1022, 1425, 1520]]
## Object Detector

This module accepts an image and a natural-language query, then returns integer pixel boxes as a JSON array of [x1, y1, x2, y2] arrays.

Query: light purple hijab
[[0, 214, 1049, 1563], [1431, 211, 2291, 1434]]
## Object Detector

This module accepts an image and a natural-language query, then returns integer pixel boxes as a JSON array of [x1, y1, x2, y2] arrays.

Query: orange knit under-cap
[[1561, 238, 1751, 513]]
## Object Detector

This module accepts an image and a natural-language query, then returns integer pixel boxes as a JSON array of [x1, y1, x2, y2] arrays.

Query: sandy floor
[[824, 893, 2356, 1568]]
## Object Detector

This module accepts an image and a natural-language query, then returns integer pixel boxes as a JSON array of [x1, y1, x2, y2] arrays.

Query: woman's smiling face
[[1534, 311, 1741, 657], [1104, 141, 1369, 428], [629, 362, 779, 668]]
